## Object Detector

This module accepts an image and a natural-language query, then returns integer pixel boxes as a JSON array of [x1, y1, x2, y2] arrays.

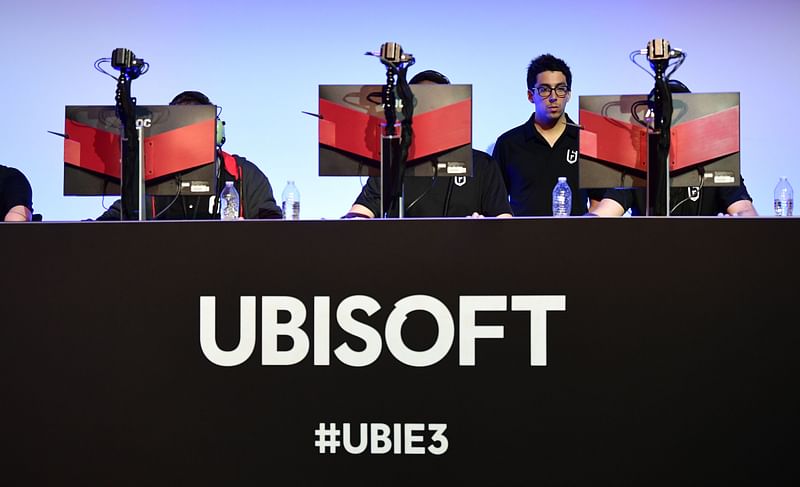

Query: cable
[[396, 58, 416, 195], [358, 165, 366, 190], [629, 49, 687, 83], [629, 50, 655, 79], [237, 164, 245, 218], [442, 177, 455, 217], [212, 152, 224, 218], [101, 179, 113, 210], [630, 100, 651, 127], [670, 170, 705, 214], [152, 176, 184, 219], [94, 58, 118, 81], [405, 173, 439, 212], [665, 51, 686, 79], [94, 57, 149, 81], [366, 91, 383, 106]]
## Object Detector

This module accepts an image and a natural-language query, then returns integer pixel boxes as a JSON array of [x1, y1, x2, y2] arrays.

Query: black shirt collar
[[523, 113, 578, 143]]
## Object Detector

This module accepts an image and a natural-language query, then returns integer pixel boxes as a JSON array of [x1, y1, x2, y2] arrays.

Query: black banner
[[1, 218, 798, 485]]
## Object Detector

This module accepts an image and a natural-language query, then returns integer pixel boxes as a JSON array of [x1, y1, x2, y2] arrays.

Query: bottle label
[[774, 199, 794, 217], [283, 196, 299, 220]]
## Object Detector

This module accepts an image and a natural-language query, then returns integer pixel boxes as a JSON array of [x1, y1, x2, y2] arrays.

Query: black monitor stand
[[647, 58, 671, 216], [379, 64, 406, 218]]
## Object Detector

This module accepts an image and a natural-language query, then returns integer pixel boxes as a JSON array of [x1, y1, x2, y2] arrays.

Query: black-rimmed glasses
[[532, 85, 569, 98]]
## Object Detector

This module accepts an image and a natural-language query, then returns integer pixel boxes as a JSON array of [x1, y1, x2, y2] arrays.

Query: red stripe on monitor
[[319, 98, 472, 161], [579, 109, 648, 170], [64, 119, 121, 177], [407, 99, 471, 160], [143, 119, 216, 180], [319, 99, 383, 160], [669, 106, 739, 171]]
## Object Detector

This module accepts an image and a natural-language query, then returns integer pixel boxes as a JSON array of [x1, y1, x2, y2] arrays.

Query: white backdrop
[[2, 0, 797, 220]]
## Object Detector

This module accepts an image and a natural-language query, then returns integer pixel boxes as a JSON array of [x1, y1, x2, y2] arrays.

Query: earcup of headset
[[216, 119, 226, 146]]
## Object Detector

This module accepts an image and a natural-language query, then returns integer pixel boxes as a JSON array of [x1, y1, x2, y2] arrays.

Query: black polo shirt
[[602, 178, 753, 216], [0, 164, 33, 217], [493, 114, 601, 216], [354, 150, 512, 217]]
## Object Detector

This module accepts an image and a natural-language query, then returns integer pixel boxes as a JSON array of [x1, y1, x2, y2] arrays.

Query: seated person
[[591, 183, 757, 216], [0, 164, 33, 222], [590, 80, 757, 217], [345, 70, 512, 218], [96, 91, 282, 220]]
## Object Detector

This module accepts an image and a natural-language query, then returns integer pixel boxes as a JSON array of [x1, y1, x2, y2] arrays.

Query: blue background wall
[[2, 0, 797, 220]]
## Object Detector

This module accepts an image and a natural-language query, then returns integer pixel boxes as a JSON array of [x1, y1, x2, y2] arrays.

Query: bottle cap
[[557, 176, 567, 182]]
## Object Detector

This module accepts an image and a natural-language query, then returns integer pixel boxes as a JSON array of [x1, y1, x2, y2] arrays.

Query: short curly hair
[[527, 54, 572, 91]]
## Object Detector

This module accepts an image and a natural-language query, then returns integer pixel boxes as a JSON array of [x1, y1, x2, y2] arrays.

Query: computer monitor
[[63, 105, 217, 196], [578, 92, 740, 189], [318, 84, 473, 177]]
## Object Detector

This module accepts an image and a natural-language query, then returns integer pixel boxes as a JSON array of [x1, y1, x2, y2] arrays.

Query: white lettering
[[199, 296, 256, 367], [370, 423, 391, 454], [511, 295, 566, 366], [334, 295, 382, 367], [393, 423, 402, 454], [198, 294, 567, 367], [261, 296, 309, 365], [404, 423, 425, 455], [458, 295, 506, 366], [342, 422, 368, 454], [313, 296, 330, 366], [428, 423, 449, 455], [385, 295, 454, 367]]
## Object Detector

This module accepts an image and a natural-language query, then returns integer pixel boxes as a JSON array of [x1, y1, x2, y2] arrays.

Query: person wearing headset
[[0, 164, 33, 222], [588, 80, 758, 217], [343, 70, 512, 218], [96, 90, 282, 220]]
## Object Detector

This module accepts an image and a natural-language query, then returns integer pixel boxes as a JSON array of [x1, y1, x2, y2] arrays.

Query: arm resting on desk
[[4, 205, 32, 222], [344, 204, 375, 218], [726, 199, 758, 217], [587, 198, 626, 217]]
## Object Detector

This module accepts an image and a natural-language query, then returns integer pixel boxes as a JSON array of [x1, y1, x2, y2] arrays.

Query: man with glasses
[[493, 54, 602, 216]]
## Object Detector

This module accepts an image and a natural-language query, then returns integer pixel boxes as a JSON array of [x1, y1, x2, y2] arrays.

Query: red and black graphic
[[63, 105, 217, 196], [578, 92, 741, 189], [318, 84, 473, 177]]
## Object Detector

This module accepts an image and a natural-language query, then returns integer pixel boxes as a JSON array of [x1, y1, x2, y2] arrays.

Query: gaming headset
[[215, 108, 226, 147]]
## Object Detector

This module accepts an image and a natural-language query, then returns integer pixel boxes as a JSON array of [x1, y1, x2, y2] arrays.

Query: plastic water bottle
[[220, 181, 240, 221], [552, 177, 572, 217], [282, 180, 300, 220], [774, 177, 793, 216]]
